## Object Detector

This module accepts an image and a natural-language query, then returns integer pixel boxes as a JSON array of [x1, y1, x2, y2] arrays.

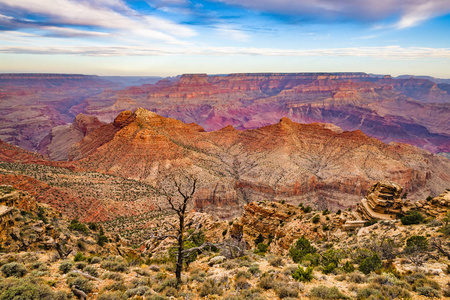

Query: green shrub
[[343, 261, 355, 273], [312, 214, 320, 224], [302, 206, 312, 213], [1, 262, 27, 278], [404, 235, 428, 253], [309, 285, 349, 299], [199, 279, 223, 297], [359, 253, 382, 275], [74, 252, 86, 262], [364, 219, 377, 227], [289, 236, 316, 263], [401, 211, 424, 225], [322, 263, 336, 274], [68, 220, 89, 234], [356, 287, 379, 299], [146, 295, 166, 300], [256, 243, 268, 254], [292, 266, 313, 282]]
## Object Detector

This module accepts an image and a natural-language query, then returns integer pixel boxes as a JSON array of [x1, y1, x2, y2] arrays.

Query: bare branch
[[181, 242, 218, 255]]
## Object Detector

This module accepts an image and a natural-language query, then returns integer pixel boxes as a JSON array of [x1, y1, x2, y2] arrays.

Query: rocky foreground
[[0, 183, 449, 299]]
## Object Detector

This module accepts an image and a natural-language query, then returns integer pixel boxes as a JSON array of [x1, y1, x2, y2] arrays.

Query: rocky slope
[[68, 108, 450, 219]]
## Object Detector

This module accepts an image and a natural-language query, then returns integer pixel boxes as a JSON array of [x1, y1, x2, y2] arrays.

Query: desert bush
[[0, 277, 55, 300], [97, 291, 126, 300], [248, 264, 261, 275], [90, 257, 102, 264], [416, 286, 440, 297], [269, 257, 284, 267], [359, 253, 382, 274], [75, 261, 87, 270], [102, 282, 127, 292], [156, 277, 178, 292], [146, 294, 166, 300], [241, 287, 265, 300], [66, 275, 94, 293], [199, 278, 223, 297], [258, 274, 274, 290], [275, 283, 298, 299], [356, 287, 379, 299], [404, 235, 428, 253], [303, 253, 321, 266], [59, 260, 73, 274], [125, 286, 150, 297], [401, 211, 424, 225], [289, 236, 316, 263], [235, 277, 251, 291], [74, 252, 86, 262], [189, 270, 207, 282], [223, 260, 239, 270], [83, 265, 99, 277], [236, 270, 252, 280], [101, 260, 128, 272], [1, 262, 27, 278], [309, 285, 349, 299], [102, 272, 124, 281], [292, 266, 313, 282]]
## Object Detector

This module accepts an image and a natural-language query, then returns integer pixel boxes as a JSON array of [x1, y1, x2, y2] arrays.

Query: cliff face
[[71, 72, 450, 155], [68, 108, 450, 219], [2, 72, 449, 156]]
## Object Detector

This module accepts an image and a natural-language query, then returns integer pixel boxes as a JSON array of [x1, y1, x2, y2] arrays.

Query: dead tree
[[149, 174, 204, 287]]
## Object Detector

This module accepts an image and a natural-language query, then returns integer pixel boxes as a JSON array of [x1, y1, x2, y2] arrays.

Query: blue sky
[[0, 0, 449, 77]]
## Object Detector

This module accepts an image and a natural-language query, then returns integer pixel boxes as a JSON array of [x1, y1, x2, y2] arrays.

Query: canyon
[[0, 72, 449, 158]]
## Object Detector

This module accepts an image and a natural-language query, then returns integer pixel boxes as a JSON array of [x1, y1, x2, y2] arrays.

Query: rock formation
[[357, 181, 408, 220], [68, 108, 450, 219]]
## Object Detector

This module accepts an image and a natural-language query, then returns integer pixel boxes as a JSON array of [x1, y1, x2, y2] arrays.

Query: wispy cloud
[[2, 44, 449, 59], [215, 25, 250, 41], [0, 0, 196, 42], [214, 0, 450, 28]]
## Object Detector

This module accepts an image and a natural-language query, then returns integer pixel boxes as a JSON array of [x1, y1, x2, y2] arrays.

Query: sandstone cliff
[[69, 108, 450, 219]]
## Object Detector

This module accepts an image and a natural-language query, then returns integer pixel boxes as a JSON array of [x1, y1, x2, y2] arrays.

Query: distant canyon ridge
[[0, 72, 449, 160]]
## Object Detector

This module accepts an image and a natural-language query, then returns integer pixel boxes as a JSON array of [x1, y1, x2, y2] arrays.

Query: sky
[[0, 0, 450, 77]]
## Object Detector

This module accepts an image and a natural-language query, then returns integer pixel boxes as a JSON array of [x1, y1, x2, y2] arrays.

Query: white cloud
[[0, 0, 196, 41], [214, 0, 450, 28], [1, 44, 449, 59]]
